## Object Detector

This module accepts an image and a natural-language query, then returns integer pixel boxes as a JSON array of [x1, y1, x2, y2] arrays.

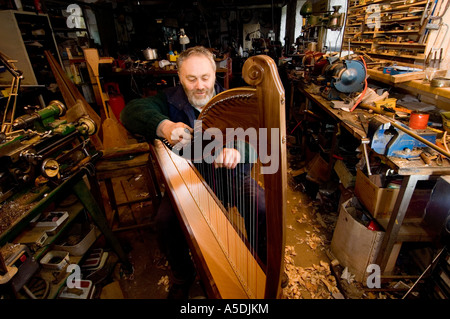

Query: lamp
[[179, 28, 190, 51]]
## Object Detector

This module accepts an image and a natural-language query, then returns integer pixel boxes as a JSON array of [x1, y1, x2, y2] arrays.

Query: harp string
[[183, 140, 264, 297], [165, 148, 257, 297]]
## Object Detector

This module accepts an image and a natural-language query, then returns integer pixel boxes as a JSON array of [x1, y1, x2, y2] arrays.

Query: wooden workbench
[[295, 82, 450, 274]]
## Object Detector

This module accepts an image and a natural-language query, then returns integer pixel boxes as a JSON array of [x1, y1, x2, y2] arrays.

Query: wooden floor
[[93, 145, 428, 300], [92, 146, 336, 299]]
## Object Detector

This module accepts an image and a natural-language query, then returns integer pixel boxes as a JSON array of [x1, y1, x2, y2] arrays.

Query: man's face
[[178, 55, 216, 109]]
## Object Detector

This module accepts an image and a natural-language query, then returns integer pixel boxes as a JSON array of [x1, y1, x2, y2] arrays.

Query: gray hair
[[177, 46, 216, 72]]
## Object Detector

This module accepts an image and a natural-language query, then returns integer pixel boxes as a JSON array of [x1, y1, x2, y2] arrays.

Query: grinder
[[320, 58, 366, 100]]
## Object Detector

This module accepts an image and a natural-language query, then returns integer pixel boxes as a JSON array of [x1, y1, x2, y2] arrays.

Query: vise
[[368, 116, 437, 158]]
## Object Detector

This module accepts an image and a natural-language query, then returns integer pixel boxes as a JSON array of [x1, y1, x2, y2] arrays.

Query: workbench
[[293, 82, 450, 275], [367, 69, 450, 112]]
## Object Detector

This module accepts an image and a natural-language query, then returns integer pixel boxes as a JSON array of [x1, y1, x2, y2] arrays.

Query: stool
[[94, 144, 161, 232]]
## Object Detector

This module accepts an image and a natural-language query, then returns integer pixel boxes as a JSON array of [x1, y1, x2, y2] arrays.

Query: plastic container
[[40, 250, 69, 270], [53, 224, 97, 256], [409, 111, 429, 130], [104, 82, 125, 122]]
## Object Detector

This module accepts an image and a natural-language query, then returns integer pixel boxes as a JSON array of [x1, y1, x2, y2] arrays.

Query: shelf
[[349, 0, 388, 10], [376, 41, 425, 46], [384, 0, 427, 11], [32, 202, 85, 260], [381, 16, 422, 23], [364, 30, 419, 34], [365, 51, 425, 60], [347, 23, 365, 27], [343, 0, 430, 66], [350, 41, 373, 44]]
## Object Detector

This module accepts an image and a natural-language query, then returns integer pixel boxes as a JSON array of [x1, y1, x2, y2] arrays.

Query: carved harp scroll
[[151, 55, 286, 299]]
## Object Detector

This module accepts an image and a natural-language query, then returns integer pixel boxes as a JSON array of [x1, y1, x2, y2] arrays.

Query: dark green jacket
[[120, 83, 256, 163], [120, 83, 224, 141]]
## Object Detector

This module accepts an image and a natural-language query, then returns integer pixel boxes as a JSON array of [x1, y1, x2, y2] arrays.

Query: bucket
[[409, 111, 429, 130], [104, 82, 125, 122]]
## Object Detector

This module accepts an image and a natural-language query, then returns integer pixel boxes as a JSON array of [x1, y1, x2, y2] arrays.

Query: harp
[[151, 55, 286, 298]]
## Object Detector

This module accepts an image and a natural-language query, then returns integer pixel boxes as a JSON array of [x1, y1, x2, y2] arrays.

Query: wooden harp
[[151, 55, 286, 299]]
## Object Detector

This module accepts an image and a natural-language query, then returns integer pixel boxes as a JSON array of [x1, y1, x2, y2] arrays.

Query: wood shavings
[[306, 232, 324, 250], [296, 213, 308, 223], [283, 246, 340, 299], [315, 213, 328, 228], [157, 275, 170, 292]]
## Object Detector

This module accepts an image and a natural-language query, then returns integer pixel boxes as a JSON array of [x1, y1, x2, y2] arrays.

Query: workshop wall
[[425, 2, 450, 76]]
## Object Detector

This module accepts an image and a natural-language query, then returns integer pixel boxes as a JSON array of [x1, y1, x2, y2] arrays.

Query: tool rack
[[343, 0, 447, 68]]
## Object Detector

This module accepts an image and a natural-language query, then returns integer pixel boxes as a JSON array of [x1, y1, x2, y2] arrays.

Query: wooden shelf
[[377, 42, 426, 46], [349, 0, 387, 10], [344, 0, 430, 66], [365, 51, 425, 60], [364, 30, 419, 34]]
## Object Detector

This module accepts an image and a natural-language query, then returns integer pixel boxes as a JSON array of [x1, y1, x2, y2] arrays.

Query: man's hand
[[157, 120, 193, 146], [214, 148, 241, 169]]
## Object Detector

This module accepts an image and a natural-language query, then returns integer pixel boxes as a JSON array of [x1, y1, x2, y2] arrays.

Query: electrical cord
[[443, 131, 449, 153], [350, 55, 368, 112]]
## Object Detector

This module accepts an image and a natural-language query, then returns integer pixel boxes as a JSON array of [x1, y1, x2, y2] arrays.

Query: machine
[[320, 57, 366, 100], [0, 100, 97, 203]]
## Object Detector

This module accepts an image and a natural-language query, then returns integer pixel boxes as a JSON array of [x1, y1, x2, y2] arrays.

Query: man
[[121, 46, 266, 299]]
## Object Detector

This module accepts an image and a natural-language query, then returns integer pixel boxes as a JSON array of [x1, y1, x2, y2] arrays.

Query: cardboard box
[[354, 169, 400, 218], [331, 197, 385, 283], [354, 169, 430, 220]]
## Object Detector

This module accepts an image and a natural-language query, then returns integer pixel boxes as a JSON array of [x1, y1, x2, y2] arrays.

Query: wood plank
[[377, 219, 433, 242], [44, 50, 103, 150], [95, 153, 150, 172]]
